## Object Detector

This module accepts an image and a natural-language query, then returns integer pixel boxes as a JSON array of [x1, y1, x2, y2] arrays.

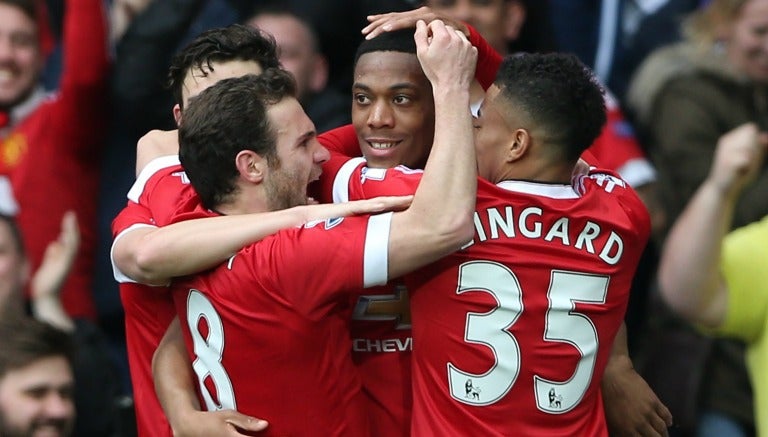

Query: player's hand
[[31, 211, 79, 303], [602, 356, 672, 437], [136, 129, 180, 176], [709, 122, 768, 198], [302, 195, 413, 222], [363, 6, 469, 41], [414, 19, 477, 91], [171, 409, 268, 437]]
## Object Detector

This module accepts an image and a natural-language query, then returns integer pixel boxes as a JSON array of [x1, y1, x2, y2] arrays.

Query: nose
[[0, 36, 13, 62], [367, 100, 395, 128], [43, 392, 74, 420], [313, 141, 330, 165]]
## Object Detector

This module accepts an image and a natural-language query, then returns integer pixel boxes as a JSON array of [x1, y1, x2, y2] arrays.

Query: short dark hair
[[493, 53, 606, 163], [179, 69, 297, 209], [0, 315, 74, 379], [167, 24, 280, 110], [354, 27, 417, 67]]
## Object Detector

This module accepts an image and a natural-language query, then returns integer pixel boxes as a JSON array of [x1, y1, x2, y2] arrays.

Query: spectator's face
[[176, 60, 263, 124], [727, 0, 768, 83], [0, 220, 28, 311], [352, 51, 435, 169], [0, 356, 75, 437], [264, 97, 329, 211], [425, 0, 515, 54], [248, 14, 326, 99], [0, 3, 43, 108]]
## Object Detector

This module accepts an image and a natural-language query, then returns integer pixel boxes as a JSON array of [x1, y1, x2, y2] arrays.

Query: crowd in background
[[2, 0, 767, 435]]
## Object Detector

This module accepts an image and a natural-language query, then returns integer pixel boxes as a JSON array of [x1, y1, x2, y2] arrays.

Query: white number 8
[[187, 290, 236, 411]]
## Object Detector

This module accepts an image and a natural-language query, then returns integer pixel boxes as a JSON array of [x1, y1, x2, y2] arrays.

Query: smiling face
[[727, 0, 768, 82], [0, 2, 42, 109], [264, 97, 329, 210], [352, 51, 435, 169], [0, 356, 75, 437]]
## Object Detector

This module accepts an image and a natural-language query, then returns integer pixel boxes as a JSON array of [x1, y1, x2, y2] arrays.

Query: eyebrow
[[353, 83, 420, 92], [296, 130, 316, 146]]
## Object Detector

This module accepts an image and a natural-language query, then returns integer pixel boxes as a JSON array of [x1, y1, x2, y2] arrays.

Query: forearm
[[658, 179, 733, 327], [467, 24, 501, 90], [389, 85, 476, 277], [61, 0, 109, 87], [124, 200, 409, 283], [126, 210, 307, 283], [603, 323, 631, 378], [153, 318, 201, 429]]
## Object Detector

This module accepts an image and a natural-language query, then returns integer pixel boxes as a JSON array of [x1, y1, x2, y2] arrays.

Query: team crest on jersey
[[0, 132, 27, 169]]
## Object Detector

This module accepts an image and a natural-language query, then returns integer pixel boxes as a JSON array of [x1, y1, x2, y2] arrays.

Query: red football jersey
[[317, 126, 415, 435], [332, 161, 650, 436], [170, 209, 393, 436], [110, 156, 196, 436]]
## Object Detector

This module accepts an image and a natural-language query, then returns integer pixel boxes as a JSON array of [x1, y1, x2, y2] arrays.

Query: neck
[[496, 156, 574, 185], [214, 185, 270, 216]]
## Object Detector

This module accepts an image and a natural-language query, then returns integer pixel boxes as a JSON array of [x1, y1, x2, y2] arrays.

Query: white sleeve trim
[[127, 155, 181, 202], [363, 212, 392, 287], [617, 158, 657, 188], [332, 157, 367, 203], [110, 223, 157, 284]]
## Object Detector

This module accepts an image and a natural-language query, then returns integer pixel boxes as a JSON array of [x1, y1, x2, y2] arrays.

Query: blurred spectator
[[0, 212, 119, 435], [549, 0, 701, 104], [420, 0, 555, 55], [0, 0, 109, 321], [276, 0, 415, 97], [657, 122, 768, 436], [0, 314, 75, 437], [627, 0, 768, 434], [246, 4, 350, 132]]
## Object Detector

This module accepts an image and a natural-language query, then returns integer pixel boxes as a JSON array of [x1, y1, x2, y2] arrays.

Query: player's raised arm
[[658, 123, 768, 328], [387, 20, 477, 278]]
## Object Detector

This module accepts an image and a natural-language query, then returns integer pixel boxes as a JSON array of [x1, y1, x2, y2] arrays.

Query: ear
[[235, 150, 267, 183], [506, 128, 530, 162], [308, 54, 329, 93], [504, 0, 527, 42], [173, 104, 182, 126]]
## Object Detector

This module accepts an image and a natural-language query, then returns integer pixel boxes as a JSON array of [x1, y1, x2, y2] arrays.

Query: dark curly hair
[[167, 24, 280, 110], [494, 53, 606, 163]]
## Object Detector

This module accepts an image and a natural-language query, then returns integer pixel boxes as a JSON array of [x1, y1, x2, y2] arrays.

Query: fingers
[[656, 402, 673, 427], [224, 414, 269, 433], [59, 211, 80, 256]]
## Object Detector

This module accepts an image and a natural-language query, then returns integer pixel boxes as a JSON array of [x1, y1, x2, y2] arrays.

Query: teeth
[[370, 142, 396, 150], [0, 70, 12, 81]]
